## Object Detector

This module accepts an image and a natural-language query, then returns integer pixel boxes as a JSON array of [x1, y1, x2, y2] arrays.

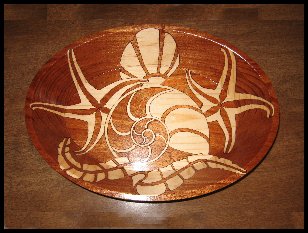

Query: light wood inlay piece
[[193, 161, 207, 170], [172, 159, 189, 170], [159, 165, 175, 178], [180, 167, 196, 180], [114, 157, 130, 164], [143, 170, 163, 183], [108, 169, 125, 180], [132, 174, 145, 186], [58, 153, 70, 170], [100, 160, 117, 169], [83, 173, 95, 182], [83, 164, 102, 171], [64, 152, 81, 169], [96, 173, 106, 182], [166, 175, 184, 191], [136, 183, 166, 196], [66, 168, 83, 179], [136, 28, 160, 74]]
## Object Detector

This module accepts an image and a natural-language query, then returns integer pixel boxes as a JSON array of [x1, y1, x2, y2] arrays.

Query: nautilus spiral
[[105, 86, 210, 164]]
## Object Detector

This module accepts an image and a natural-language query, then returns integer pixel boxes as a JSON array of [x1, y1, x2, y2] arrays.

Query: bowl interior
[[25, 25, 279, 201]]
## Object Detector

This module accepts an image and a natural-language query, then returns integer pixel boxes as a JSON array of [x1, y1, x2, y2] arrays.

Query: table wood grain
[[4, 4, 304, 229]]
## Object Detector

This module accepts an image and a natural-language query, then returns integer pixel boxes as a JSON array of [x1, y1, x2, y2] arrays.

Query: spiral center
[[130, 117, 170, 163], [141, 129, 155, 146]]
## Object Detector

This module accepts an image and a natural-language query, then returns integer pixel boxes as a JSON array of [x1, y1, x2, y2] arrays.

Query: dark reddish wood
[[24, 24, 279, 202]]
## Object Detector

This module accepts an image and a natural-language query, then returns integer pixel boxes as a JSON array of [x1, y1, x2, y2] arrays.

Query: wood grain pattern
[[4, 4, 303, 228]]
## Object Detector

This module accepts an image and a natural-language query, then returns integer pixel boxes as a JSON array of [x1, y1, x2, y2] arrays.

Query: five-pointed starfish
[[31, 49, 145, 155], [186, 47, 274, 153]]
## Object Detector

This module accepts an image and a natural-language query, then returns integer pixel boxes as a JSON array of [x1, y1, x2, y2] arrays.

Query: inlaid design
[[25, 25, 279, 201]]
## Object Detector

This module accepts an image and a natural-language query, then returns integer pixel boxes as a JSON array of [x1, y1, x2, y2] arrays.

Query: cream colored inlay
[[120, 43, 146, 79], [105, 83, 140, 109], [164, 107, 209, 135], [148, 76, 165, 85], [148, 90, 198, 119], [96, 173, 106, 182], [172, 159, 189, 170], [123, 166, 138, 175], [66, 168, 83, 179], [83, 164, 102, 171], [143, 170, 162, 183], [169, 132, 209, 155], [193, 161, 207, 170], [65, 152, 81, 169], [115, 157, 130, 164], [108, 169, 125, 180], [136, 183, 166, 196], [180, 167, 195, 179], [83, 173, 95, 182], [207, 162, 217, 169], [100, 160, 117, 169], [159, 165, 175, 178], [160, 33, 177, 74], [166, 175, 183, 191], [132, 174, 145, 186], [187, 154, 213, 162], [136, 28, 160, 74], [167, 55, 179, 77], [58, 155, 70, 170]]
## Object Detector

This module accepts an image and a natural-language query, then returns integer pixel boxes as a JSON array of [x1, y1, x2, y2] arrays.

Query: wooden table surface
[[4, 4, 304, 229]]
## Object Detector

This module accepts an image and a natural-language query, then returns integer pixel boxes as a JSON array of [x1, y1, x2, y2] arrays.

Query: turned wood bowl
[[25, 24, 279, 202]]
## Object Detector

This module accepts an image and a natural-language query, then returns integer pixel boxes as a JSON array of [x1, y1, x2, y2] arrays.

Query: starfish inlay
[[186, 48, 274, 153], [30, 49, 145, 154]]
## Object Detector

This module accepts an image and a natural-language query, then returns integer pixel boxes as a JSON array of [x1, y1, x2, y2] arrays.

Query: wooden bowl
[[25, 24, 279, 202]]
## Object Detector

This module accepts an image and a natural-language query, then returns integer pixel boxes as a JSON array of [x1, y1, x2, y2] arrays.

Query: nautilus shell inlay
[[25, 25, 279, 201]]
